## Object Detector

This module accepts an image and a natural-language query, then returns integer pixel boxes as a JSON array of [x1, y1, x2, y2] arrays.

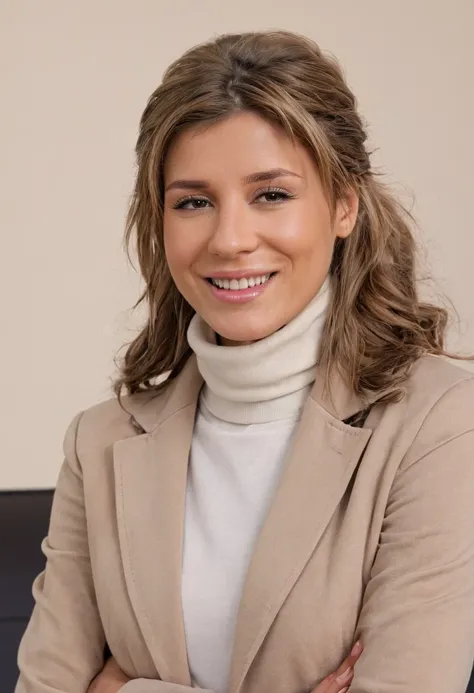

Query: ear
[[334, 187, 359, 239]]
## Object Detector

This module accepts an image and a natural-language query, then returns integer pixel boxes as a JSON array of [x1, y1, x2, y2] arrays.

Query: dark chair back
[[0, 490, 54, 693]]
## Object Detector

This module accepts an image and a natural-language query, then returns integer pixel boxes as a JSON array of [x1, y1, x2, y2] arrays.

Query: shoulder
[[407, 354, 474, 392], [396, 355, 474, 466], [403, 355, 474, 417], [67, 387, 171, 458], [63, 358, 202, 461]]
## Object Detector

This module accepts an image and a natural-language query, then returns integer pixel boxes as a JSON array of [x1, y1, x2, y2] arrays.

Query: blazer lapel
[[113, 357, 203, 684], [228, 372, 375, 693]]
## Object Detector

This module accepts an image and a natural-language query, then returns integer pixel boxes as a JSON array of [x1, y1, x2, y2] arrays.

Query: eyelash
[[171, 186, 295, 210]]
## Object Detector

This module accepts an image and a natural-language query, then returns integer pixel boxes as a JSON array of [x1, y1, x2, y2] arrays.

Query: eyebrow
[[164, 167, 303, 192]]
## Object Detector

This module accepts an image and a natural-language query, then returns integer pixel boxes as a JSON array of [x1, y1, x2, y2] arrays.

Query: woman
[[16, 30, 474, 693]]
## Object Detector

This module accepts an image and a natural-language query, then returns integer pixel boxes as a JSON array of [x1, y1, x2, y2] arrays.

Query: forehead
[[163, 111, 315, 182]]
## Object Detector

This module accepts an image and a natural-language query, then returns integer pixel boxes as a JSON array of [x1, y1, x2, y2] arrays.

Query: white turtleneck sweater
[[181, 281, 330, 693]]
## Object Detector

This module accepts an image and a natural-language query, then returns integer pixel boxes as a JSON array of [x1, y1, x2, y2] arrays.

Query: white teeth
[[210, 274, 272, 290]]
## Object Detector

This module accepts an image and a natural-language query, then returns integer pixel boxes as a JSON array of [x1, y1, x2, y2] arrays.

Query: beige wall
[[1, 0, 473, 489]]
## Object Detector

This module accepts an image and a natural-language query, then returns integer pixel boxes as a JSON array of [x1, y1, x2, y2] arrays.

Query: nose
[[207, 201, 259, 258]]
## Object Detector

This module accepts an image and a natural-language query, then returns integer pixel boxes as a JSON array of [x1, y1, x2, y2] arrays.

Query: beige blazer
[[16, 354, 474, 693]]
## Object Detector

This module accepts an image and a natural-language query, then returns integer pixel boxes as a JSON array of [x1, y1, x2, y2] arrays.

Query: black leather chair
[[0, 490, 54, 693], [1, 489, 473, 692]]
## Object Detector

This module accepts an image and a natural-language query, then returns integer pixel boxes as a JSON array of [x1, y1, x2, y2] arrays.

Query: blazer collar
[[123, 356, 204, 434], [311, 365, 390, 423]]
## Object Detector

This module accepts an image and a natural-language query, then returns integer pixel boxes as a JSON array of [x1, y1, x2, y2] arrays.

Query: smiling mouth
[[206, 272, 277, 291]]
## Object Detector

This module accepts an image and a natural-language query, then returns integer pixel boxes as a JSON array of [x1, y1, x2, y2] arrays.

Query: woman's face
[[163, 111, 357, 345]]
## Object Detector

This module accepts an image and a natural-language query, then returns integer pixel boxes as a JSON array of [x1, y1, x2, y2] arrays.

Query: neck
[[187, 279, 331, 424]]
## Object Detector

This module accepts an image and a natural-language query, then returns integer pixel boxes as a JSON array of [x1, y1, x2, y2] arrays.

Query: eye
[[171, 187, 295, 210], [255, 187, 295, 204], [172, 195, 211, 210]]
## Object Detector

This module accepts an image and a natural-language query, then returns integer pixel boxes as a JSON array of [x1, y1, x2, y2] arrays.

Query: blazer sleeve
[[15, 412, 213, 693], [120, 684, 213, 693], [15, 411, 106, 692], [350, 380, 474, 693]]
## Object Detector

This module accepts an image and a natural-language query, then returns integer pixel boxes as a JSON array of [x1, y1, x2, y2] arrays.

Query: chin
[[215, 320, 279, 346]]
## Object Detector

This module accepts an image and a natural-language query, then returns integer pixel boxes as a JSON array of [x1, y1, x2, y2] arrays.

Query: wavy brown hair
[[113, 30, 459, 406]]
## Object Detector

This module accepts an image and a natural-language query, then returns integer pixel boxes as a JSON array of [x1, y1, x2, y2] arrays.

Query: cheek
[[272, 207, 335, 263], [163, 222, 196, 277]]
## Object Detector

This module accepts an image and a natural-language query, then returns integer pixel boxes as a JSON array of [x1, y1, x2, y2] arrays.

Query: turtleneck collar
[[186, 278, 331, 425]]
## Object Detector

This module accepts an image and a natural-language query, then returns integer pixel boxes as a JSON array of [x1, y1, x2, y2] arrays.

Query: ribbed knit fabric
[[181, 280, 330, 693]]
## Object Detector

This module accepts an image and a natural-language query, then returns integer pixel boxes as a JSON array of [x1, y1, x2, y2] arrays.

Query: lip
[[206, 273, 276, 303]]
